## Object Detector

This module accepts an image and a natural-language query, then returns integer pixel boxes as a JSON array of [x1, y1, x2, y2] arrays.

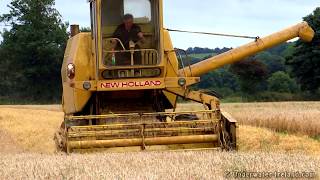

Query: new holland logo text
[[101, 80, 162, 89]]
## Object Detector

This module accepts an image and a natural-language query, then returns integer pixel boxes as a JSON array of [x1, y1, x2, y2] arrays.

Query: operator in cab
[[112, 14, 145, 65]]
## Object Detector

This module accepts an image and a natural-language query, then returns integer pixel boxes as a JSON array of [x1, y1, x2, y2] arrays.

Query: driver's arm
[[135, 25, 145, 43]]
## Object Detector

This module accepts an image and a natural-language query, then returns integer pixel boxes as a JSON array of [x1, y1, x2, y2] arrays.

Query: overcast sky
[[0, 0, 319, 49]]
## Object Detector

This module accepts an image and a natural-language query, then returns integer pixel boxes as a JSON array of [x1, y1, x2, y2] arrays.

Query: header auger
[[55, 0, 315, 153]]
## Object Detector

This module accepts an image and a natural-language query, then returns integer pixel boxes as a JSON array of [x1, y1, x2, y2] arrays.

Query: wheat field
[[223, 102, 320, 138], [0, 151, 319, 179], [0, 102, 319, 179], [179, 102, 320, 138]]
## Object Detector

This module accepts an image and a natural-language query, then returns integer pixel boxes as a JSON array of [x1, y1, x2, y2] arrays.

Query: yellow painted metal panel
[[61, 33, 94, 114], [61, 36, 78, 114], [74, 33, 94, 112], [62, 83, 75, 113], [162, 30, 179, 106]]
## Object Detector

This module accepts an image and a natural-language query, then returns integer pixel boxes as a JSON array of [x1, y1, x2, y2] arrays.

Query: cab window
[[101, 0, 151, 26], [124, 0, 151, 23]]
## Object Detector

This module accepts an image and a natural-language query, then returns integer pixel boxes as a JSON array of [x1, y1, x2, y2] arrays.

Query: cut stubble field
[[0, 102, 319, 179]]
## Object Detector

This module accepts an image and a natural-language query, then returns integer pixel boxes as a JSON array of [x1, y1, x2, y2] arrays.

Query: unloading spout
[[179, 21, 315, 77]]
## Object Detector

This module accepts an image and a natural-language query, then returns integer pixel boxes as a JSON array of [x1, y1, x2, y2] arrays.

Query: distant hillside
[[186, 47, 231, 55], [189, 53, 216, 59]]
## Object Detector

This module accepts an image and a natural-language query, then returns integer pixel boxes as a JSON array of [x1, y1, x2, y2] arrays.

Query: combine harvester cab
[[57, 0, 315, 153]]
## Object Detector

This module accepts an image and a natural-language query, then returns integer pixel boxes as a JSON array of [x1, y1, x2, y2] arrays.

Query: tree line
[[0, 0, 319, 104], [0, 0, 68, 103]]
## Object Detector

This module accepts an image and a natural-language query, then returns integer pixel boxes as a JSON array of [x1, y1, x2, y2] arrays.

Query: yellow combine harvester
[[55, 0, 315, 153]]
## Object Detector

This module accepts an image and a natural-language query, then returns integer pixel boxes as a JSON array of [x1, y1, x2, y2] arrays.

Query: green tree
[[0, 0, 68, 102], [80, 27, 91, 32], [281, 42, 296, 58], [267, 71, 299, 93], [197, 68, 239, 97], [286, 8, 320, 92], [255, 52, 286, 74], [230, 57, 268, 94]]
